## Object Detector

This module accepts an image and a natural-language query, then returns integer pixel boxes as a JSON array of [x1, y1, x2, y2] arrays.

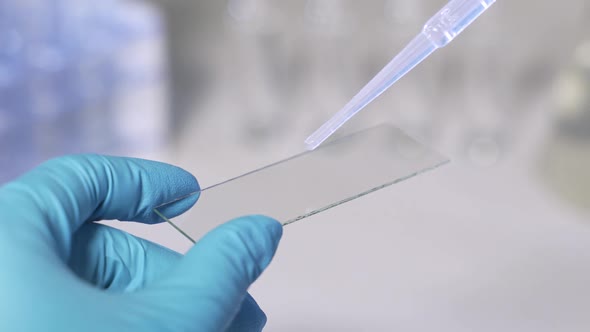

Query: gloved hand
[[0, 155, 283, 332]]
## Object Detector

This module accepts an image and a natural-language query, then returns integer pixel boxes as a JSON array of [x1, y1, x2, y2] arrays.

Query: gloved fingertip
[[227, 215, 283, 274], [260, 215, 284, 247], [170, 166, 200, 195], [233, 214, 283, 250], [133, 160, 200, 224], [178, 215, 283, 287], [154, 192, 200, 222]]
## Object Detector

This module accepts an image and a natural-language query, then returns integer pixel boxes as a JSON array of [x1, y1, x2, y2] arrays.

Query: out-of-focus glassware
[[0, 0, 168, 184], [539, 39, 590, 213]]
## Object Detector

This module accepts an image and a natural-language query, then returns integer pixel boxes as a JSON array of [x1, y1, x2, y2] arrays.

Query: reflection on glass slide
[[155, 124, 449, 242]]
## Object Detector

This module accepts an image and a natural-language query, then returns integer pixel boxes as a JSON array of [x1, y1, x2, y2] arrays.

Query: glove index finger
[[0, 154, 199, 258]]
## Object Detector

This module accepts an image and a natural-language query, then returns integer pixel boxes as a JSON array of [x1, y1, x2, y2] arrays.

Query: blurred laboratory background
[[1, 0, 590, 331]]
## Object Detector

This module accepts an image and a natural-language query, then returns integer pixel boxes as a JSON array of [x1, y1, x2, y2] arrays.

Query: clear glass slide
[[155, 125, 449, 242]]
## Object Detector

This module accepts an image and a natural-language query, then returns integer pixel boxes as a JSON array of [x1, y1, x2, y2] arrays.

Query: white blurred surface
[[117, 150, 590, 331], [115, 108, 590, 330]]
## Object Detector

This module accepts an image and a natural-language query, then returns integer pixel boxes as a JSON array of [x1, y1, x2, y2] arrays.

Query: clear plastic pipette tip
[[305, 0, 496, 151]]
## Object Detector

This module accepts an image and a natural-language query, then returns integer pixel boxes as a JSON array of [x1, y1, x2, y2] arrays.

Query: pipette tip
[[305, 122, 339, 150], [303, 0, 496, 150], [304, 137, 322, 151]]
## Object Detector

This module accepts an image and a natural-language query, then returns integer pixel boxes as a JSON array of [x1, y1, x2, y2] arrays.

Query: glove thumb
[[127, 216, 283, 332]]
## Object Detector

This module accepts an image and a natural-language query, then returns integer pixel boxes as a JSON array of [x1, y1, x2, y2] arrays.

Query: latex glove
[[0, 155, 283, 332]]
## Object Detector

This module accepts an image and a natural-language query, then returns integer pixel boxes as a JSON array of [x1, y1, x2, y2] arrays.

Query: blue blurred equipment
[[0, 155, 283, 331], [0, 1, 169, 184]]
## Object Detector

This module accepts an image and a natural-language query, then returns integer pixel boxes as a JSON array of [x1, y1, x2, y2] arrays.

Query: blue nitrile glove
[[0, 155, 283, 332]]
